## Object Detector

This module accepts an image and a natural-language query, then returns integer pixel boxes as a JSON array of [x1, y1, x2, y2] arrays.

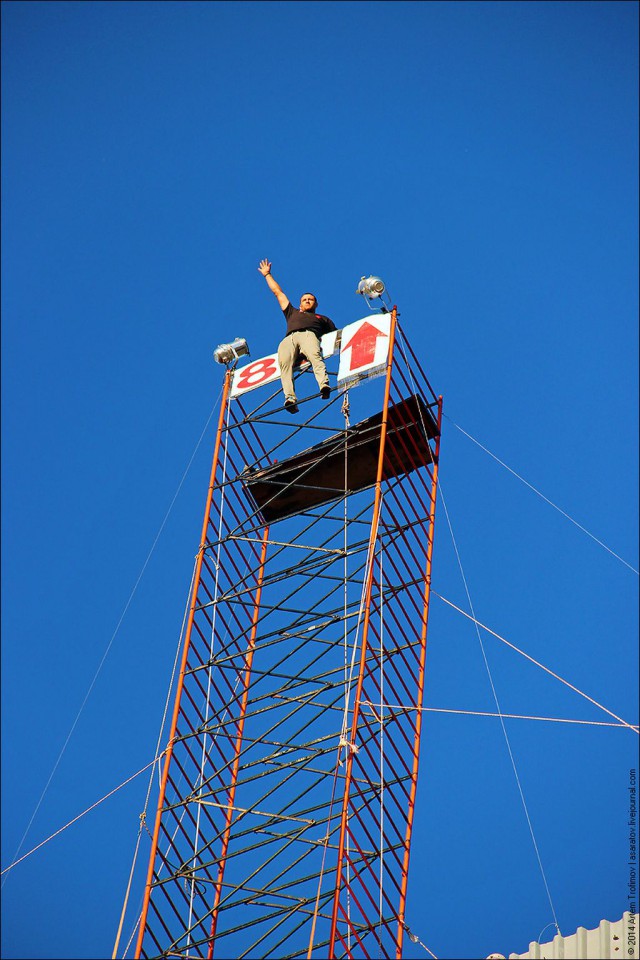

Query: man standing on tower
[[258, 259, 336, 413]]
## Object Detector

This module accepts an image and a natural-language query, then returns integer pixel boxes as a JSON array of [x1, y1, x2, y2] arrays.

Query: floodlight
[[213, 338, 250, 365], [356, 276, 386, 298]]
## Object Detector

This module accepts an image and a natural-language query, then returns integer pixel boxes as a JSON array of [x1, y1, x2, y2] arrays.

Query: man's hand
[[258, 259, 289, 310]]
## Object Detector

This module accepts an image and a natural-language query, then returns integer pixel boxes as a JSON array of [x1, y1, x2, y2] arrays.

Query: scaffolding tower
[[133, 307, 442, 959]]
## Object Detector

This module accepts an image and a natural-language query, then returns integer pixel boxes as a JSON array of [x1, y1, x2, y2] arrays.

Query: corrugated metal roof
[[494, 912, 639, 960]]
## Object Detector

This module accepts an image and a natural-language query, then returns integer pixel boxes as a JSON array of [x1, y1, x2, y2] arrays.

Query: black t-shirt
[[283, 302, 336, 339]]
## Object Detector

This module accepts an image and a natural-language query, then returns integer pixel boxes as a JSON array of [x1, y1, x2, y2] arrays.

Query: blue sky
[[1, 1, 638, 958]]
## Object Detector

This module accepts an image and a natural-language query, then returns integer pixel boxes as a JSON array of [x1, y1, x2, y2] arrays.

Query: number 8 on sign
[[231, 354, 280, 397]]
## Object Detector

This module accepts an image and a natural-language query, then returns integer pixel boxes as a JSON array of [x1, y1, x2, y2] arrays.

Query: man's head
[[299, 293, 318, 313]]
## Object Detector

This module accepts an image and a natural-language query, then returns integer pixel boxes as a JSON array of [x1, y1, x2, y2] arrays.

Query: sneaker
[[284, 396, 299, 414], [320, 385, 331, 400]]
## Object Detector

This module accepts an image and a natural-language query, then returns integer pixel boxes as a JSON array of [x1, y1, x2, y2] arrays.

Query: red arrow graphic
[[341, 321, 389, 371]]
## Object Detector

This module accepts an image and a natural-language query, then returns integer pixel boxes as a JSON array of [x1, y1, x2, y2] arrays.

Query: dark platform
[[241, 394, 439, 524]]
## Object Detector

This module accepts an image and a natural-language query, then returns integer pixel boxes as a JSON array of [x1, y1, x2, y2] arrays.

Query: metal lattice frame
[[134, 311, 442, 959]]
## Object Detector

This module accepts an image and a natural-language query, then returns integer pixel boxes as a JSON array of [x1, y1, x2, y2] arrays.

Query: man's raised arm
[[258, 259, 290, 311]]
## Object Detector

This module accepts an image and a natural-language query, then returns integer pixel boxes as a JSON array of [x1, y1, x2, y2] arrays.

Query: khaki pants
[[278, 331, 329, 400]]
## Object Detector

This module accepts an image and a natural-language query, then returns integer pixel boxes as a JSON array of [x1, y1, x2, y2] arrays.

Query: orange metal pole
[[206, 524, 270, 958], [327, 308, 398, 958], [395, 396, 442, 959], [134, 371, 232, 960]]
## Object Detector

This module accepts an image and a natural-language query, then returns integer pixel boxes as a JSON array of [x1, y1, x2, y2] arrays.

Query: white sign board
[[230, 330, 338, 399], [336, 315, 391, 390], [230, 352, 281, 398], [229, 319, 390, 399]]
